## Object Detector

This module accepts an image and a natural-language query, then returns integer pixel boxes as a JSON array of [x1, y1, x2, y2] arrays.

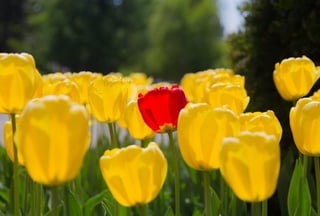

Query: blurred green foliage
[[226, 0, 320, 151], [227, 1, 320, 215], [228, 0, 320, 107], [0, 0, 27, 51], [25, 0, 154, 74], [0, 0, 225, 82], [144, 0, 225, 82], [227, 0, 320, 145]]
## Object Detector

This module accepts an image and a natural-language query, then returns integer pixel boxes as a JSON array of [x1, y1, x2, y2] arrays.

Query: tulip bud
[[69, 71, 102, 105], [290, 97, 320, 155], [100, 142, 167, 207], [14, 95, 90, 185], [204, 83, 250, 115], [273, 56, 320, 101], [123, 100, 154, 140], [178, 103, 239, 170], [220, 131, 280, 202], [240, 110, 282, 142], [0, 53, 42, 114], [138, 84, 188, 133], [3, 117, 24, 165], [88, 74, 133, 123]]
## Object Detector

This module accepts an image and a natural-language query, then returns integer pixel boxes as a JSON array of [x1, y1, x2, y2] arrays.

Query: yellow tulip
[[42, 79, 81, 104], [88, 74, 134, 122], [207, 68, 245, 87], [180, 70, 214, 102], [0, 53, 42, 114], [128, 72, 153, 86], [290, 97, 320, 155], [220, 131, 280, 202], [240, 110, 282, 142], [180, 73, 197, 102], [69, 71, 102, 105], [3, 117, 24, 165], [177, 103, 239, 170], [100, 142, 167, 207], [310, 88, 320, 101], [273, 56, 320, 101], [180, 69, 245, 103], [42, 72, 67, 84], [203, 83, 250, 115], [123, 100, 154, 140], [14, 95, 90, 185]]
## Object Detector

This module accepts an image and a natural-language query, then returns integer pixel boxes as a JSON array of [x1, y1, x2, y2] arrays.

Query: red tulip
[[138, 84, 188, 133]]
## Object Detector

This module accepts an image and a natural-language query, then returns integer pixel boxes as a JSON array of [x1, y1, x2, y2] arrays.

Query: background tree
[[228, 0, 320, 142], [24, 0, 153, 73], [0, 0, 27, 51], [143, 0, 225, 82], [3, 0, 225, 80], [227, 1, 320, 215]]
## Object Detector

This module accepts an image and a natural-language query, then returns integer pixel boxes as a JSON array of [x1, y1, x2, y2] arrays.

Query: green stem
[[29, 177, 34, 216], [231, 192, 237, 216], [203, 171, 212, 216], [64, 185, 70, 216], [140, 139, 147, 148], [138, 204, 147, 216], [108, 122, 118, 148], [168, 131, 180, 216], [251, 202, 261, 216], [32, 181, 43, 216], [113, 199, 119, 216], [51, 186, 59, 216], [302, 153, 309, 178], [11, 113, 19, 216], [315, 157, 320, 216], [262, 199, 268, 216], [108, 122, 120, 215], [220, 174, 228, 216]]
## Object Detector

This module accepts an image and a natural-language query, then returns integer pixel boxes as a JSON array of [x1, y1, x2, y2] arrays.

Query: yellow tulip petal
[[99, 142, 167, 207], [273, 56, 320, 101], [15, 95, 90, 185], [220, 132, 280, 202], [178, 103, 239, 170], [0, 53, 42, 114]]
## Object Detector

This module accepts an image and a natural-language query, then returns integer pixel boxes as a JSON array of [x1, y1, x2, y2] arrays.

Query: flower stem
[[31, 180, 43, 216], [203, 171, 212, 216], [302, 153, 309, 178], [108, 122, 118, 148], [168, 131, 180, 216], [137, 204, 147, 216], [231, 192, 238, 216], [262, 199, 268, 216], [251, 202, 261, 216], [108, 122, 120, 214], [314, 157, 320, 216], [51, 186, 59, 216], [11, 113, 19, 216], [220, 174, 228, 216], [140, 139, 147, 148]]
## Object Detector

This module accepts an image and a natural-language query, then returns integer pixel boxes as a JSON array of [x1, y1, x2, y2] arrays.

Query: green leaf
[[287, 158, 312, 216], [83, 190, 112, 216], [117, 205, 130, 216], [277, 148, 296, 216], [192, 209, 203, 216], [211, 186, 221, 216], [229, 192, 247, 216], [164, 206, 174, 216], [64, 190, 82, 216]]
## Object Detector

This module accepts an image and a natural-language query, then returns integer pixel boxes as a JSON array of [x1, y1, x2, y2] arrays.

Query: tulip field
[[0, 53, 320, 216]]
